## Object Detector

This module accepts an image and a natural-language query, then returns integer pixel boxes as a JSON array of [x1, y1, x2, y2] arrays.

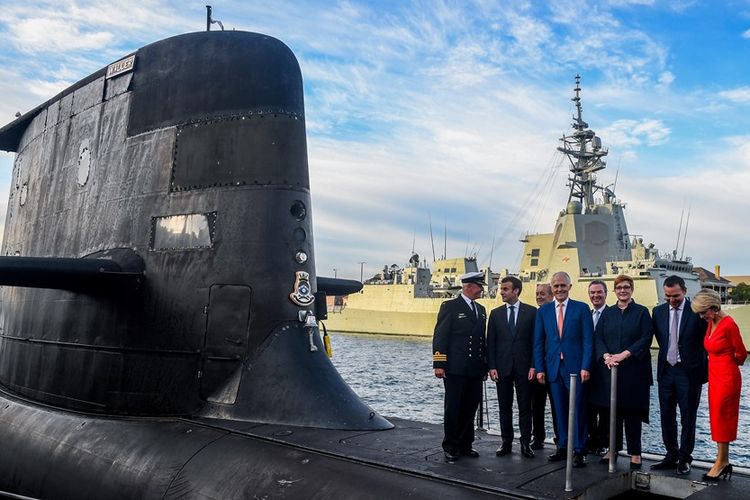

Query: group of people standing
[[432, 271, 746, 482]]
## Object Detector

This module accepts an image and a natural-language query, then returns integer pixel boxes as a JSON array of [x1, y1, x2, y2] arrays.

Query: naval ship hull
[[326, 267, 698, 337]]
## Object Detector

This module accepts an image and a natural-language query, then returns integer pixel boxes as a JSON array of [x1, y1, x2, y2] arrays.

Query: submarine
[[1, 26, 746, 500], [0, 28, 398, 496]]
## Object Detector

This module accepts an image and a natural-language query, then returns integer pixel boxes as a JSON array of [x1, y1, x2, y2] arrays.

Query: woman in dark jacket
[[591, 274, 653, 469]]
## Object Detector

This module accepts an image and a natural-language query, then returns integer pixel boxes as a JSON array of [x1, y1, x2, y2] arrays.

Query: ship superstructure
[[517, 75, 699, 306]]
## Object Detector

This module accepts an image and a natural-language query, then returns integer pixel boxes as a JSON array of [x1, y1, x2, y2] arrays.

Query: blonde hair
[[690, 288, 721, 314]]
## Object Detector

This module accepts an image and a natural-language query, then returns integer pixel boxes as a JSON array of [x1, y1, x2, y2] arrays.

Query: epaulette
[[433, 351, 447, 362]]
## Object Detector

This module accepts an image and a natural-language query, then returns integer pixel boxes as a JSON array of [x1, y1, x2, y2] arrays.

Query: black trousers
[[531, 379, 558, 443], [587, 403, 610, 451], [442, 374, 483, 454], [496, 371, 532, 445], [658, 363, 702, 463], [611, 407, 644, 455]]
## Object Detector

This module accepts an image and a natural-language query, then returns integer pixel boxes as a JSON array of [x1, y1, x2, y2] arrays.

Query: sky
[[1, 0, 749, 280]]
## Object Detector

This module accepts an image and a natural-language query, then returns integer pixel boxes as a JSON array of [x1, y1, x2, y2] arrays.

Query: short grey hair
[[551, 271, 572, 285]]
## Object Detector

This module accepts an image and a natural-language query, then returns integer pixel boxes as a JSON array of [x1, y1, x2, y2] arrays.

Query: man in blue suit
[[534, 271, 593, 467]]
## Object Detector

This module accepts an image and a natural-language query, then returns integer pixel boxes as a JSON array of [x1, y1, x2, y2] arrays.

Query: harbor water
[[330, 331, 750, 467]]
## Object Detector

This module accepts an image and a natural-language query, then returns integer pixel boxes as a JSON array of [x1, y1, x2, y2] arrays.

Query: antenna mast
[[205, 5, 224, 31], [428, 214, 436, 262], [443, 219, 447, 261], [488, 230, 496, 270], [557, 75, 608, 212], [674, 202, 685, 258], [680, 204, 691, 260]]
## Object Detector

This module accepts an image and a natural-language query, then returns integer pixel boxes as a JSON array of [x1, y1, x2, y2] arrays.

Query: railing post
[[477, 381, 485, 430], [609, 364, 618, 473], [565, 373, 578, 492]]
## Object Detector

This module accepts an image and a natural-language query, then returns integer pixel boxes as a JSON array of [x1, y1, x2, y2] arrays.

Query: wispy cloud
[[10, 18, 113, 53], [600, 119, 671, 148], [719, 86, 750, 104]]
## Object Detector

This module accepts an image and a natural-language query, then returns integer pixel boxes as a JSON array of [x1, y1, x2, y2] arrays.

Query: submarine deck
[[194, 416, 749, 499]]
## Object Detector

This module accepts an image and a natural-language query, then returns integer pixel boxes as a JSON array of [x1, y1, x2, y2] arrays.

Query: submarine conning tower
[[0, 31, 390, 430]]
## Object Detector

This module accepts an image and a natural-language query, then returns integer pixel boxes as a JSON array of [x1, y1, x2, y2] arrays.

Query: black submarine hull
[[0, 393, 503, 499]]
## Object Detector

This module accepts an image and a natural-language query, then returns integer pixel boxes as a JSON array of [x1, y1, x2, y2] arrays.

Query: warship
[[325, 76, 705, 337]]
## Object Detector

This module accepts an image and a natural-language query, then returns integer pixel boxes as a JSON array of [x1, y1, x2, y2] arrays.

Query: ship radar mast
[[558, 75, 609, 212]]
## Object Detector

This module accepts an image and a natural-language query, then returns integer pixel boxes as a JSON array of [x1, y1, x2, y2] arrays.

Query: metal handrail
[[565, 373, 578, 492], [609, 364, 618, 473]]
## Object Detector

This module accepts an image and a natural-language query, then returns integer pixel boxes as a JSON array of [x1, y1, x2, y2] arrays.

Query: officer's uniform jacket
[[432, 296, 487, 377]]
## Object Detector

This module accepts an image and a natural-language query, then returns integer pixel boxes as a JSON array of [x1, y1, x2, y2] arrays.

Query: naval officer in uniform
[[433, 271, 488, 463]]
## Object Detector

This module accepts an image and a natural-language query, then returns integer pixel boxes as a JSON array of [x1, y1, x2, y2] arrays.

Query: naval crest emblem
[[289, 271, 315, 307]]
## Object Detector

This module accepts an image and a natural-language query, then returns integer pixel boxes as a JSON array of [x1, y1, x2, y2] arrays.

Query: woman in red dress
[[691, 289, 747, 481]]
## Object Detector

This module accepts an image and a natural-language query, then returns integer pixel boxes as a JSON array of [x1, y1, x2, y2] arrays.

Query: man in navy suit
[[534, 271, 593, 467], [650, 275, 707, 475], [433, 272, 488, 463], [488, 276, 537, 458]]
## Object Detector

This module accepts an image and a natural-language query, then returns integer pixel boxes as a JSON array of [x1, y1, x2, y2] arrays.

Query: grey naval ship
[[0, 17, 747, 498], [325, 76, 722, 337]]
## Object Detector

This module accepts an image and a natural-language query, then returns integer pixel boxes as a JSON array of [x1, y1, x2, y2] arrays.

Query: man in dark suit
[[586, 280, 609, 457], [650, 275, 707, 475], [534, 271, 593, 467], [488, 276, 537, 458], [433, 271, 488, 463]]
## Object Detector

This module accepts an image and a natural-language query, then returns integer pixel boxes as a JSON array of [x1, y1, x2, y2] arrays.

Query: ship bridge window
[[450, 268, 457, 273], [151, 212, 216, 250], [531, 248, 540, 257], [530, 258, 539, 266]]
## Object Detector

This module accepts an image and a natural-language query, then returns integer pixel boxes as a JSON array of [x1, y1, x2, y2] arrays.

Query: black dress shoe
[[573, 453, 587, 468], [444, 451, 459, 463], [496, 444, 512, 456], [677, 461, 691, 475], [530, 440, 545, 450], [548, 449, 566, 462], [650, 458, 677, 470], [461, 448, 480, 458], [521, 443, 535, 458]]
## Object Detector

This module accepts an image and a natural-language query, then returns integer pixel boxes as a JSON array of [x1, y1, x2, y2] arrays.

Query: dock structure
[[197, 415, 748, 499]]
